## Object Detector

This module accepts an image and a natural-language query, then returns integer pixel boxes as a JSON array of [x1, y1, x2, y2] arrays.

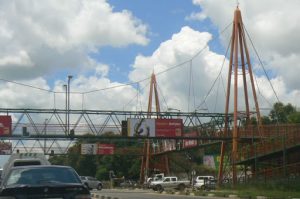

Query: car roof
[[9, 165, 73, 170]]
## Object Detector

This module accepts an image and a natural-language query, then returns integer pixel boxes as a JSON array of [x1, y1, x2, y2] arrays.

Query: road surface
[[91, 189, 227, 199]]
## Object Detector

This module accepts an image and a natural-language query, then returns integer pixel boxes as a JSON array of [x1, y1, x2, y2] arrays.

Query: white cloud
[[129, 26, 228, 112], [185, 12, 207, 21], [0, 0, 149, 79], [0, 50, 33, 67]]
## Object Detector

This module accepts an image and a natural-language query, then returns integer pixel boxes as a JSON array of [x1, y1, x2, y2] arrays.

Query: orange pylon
[[218, 7, 261, 186], [140, 72, 170, 184]]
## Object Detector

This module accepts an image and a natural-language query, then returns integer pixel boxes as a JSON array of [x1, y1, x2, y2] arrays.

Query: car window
[[164, 178, 170, 182], [5, 167, 81, 186], [171, 178, 176, 181]]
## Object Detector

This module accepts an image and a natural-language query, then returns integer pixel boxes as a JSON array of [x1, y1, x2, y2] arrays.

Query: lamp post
[[67, 75, 72, 135], [63, 84, 67, 135]]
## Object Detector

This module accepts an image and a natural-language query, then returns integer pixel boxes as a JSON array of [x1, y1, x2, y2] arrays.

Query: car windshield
[[5, 167, 81, 186]]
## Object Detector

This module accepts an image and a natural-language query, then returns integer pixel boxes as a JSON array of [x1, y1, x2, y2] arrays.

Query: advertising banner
[[0, 116, 12, 136], [161, 140, 176, 152], [127, 118, 183, 137], [81, 144, 97, 155], [0, 142, 12, 154], [155, 119, 182, 137], [183, 132, 198, 148], [97, 144, 115, 155], [203, 155, 216, 169], [127, 118, 155, 137]]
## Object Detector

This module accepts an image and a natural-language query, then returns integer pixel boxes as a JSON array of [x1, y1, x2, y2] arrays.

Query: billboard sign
[[0, 116, 12, 136], [127, 118, 155, 137], [97, 144, 115, 155], [127, 118, 183, 137], [81, 144, 97, 155], [203, 155, 216, 169], [0, 142, 12, 154], [155, 119, 182, 137], [161, 140, 176, 152], [183, 132, 198, 148]]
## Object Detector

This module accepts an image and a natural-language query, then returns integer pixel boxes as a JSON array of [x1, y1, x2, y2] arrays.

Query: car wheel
[[84, 183, 90, 190], [97, 184, 102, 190], [156, 185, 163, 193]]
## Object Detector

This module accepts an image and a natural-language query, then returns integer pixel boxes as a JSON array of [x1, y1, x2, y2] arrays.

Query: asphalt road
[[91, 189, 227, 199]]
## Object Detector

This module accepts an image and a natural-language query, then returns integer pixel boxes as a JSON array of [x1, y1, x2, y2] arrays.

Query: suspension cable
[[195, 36, 232, 111], [244, 26, 280, 102]]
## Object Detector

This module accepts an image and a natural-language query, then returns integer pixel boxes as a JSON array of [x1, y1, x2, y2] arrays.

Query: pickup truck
[[150, 176, 190, 192]]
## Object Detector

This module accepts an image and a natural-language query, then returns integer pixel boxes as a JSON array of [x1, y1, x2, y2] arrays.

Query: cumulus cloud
[[0, 0, 150, 118], [129, 26, 229, 112], [185, 12, 207, 21], [0, 0, 149, 80]]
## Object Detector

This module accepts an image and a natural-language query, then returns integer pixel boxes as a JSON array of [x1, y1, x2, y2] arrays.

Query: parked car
[[80, 176, 103, 190], [0, 165, 91, 199], [150, 176, 190, 192], [193, 175, 216, 190]]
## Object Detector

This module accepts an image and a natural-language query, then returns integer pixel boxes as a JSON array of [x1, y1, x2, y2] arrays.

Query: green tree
[[269, 102, 296, 123], [261, 116, 272, 124], [287, 112, 300, 123]]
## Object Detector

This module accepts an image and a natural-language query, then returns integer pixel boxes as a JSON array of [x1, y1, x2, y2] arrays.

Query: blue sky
[[0, 0, 300, 166], [0, 0, 299, 113], [95, 0, 218, 82]]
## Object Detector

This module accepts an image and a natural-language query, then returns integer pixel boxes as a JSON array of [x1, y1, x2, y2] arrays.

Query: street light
[[67, 75, 73, 136], [63, 84, 67, 135]]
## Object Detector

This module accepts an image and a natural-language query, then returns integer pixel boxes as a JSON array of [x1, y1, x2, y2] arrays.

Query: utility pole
[[63, 84, 67, 135], [67, 75, 72, 136]]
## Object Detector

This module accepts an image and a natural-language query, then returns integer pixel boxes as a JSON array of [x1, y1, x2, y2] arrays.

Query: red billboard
[[155, 119, 182, 137], [97, 144, 115, 155], [0, 116, 12, 136], [183, 132, 198, 148]]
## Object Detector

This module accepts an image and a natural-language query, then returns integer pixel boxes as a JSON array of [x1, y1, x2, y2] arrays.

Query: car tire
[[84, 183, 90, 190], [97, 184, 102, 190], [156, 185, 163, 193]]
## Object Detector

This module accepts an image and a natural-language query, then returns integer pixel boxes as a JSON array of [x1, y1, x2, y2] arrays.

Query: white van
[[1, 153, 50, 179]]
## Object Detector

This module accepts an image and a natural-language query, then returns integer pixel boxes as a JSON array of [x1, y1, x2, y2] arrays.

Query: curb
[[91, 193, 119, 199]]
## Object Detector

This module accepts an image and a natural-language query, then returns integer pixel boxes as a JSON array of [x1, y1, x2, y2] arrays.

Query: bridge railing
[[237, 124, 300, 161], [238, 124, 300, 138], [244, 162, 300, 184]]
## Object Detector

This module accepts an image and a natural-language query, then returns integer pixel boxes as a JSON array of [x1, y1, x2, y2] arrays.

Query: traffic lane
[[92, 189, 228, 199]]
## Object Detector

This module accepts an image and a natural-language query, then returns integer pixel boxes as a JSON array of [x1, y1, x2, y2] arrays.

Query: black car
[[0, 165, 91, 199]]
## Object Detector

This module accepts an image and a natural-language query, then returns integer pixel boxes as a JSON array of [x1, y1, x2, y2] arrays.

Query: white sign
[[81, 144, 97, 155]]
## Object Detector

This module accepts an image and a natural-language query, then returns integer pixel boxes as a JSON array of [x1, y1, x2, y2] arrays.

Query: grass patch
[[218, 179, 300, 199]]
